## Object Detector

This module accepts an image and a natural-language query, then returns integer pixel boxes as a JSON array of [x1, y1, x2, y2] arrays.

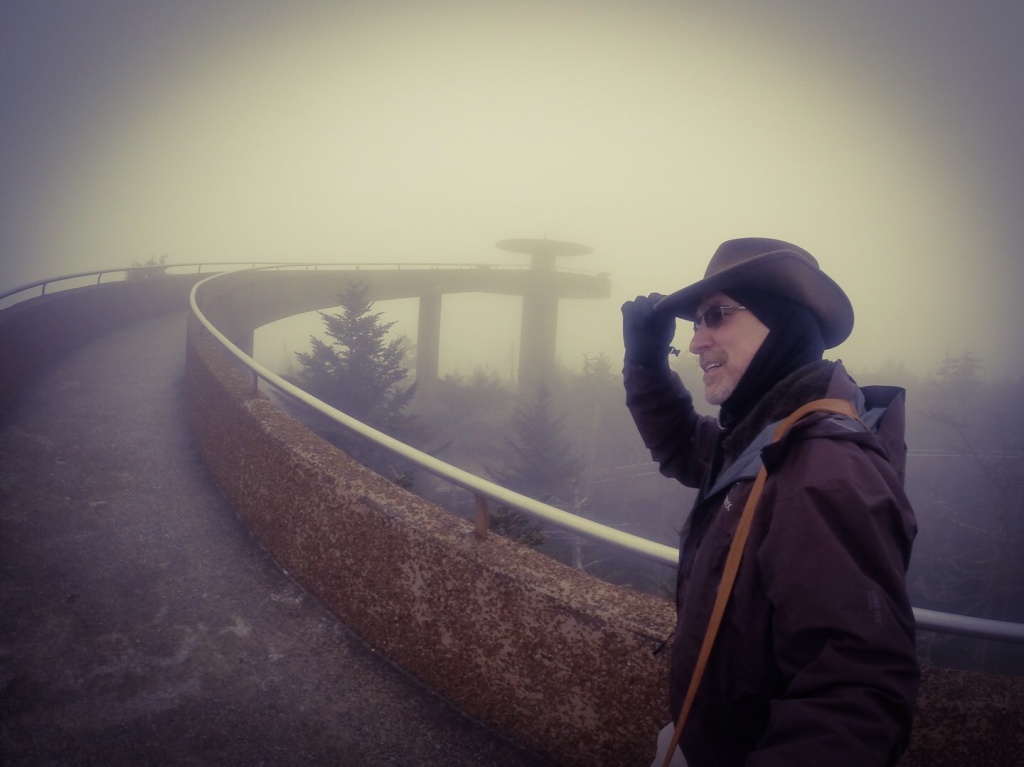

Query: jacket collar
[[721, 359, 835, 458], [704, 360, 905, 498]]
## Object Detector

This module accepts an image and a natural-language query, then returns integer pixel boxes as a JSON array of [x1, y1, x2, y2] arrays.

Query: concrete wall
[[0, 274, 204, 413], [193, 267, 610, 343], [184, 312, 675, 767], [906, 664, 1024, 766]]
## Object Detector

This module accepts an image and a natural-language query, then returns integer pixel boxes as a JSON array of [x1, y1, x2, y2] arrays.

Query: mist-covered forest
[[273, 290, 1024, 674]]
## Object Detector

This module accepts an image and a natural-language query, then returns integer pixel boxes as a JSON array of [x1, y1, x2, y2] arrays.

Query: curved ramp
[[0, 311, 551, 766]]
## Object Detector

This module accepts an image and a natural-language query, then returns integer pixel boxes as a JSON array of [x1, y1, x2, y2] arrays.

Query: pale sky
[[3, 0, 1023, 379]]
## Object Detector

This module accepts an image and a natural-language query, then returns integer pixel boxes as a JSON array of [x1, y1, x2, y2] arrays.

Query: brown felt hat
[[655, 237, 854, 348]]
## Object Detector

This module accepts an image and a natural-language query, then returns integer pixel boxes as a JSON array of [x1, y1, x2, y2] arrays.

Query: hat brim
[[654, 250, 854, 348]]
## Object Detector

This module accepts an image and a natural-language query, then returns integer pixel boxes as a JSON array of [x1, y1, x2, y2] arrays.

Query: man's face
[[688, 291, 770, 405]]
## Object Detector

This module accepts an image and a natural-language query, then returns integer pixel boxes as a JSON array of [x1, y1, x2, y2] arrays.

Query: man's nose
[[689, 325, 711, 354]]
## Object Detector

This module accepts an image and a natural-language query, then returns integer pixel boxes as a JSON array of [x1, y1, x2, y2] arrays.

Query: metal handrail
[[914, 607, 1024, 642], [14, 260, 1016, 644], [8, 261, 1017, 644], [185, 267, 1024, 646], [188, 270, 677, 565], [0, 262, 271, 303], [0, 260, 607, 306]]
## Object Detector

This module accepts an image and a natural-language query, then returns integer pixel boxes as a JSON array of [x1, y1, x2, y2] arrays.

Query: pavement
[[0, 311, 553, 767]]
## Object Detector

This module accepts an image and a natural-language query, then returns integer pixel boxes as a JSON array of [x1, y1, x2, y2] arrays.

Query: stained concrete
[[0, 312, 553, 767]]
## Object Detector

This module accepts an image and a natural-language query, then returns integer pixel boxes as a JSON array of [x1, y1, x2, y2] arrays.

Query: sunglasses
[[693, 305, 747, 332]]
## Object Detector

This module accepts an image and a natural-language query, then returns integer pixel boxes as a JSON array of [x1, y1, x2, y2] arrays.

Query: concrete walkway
[[0, 312, 553, 767]]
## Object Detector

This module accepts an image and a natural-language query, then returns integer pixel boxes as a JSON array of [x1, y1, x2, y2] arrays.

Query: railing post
[[474, 494, 489, 539]]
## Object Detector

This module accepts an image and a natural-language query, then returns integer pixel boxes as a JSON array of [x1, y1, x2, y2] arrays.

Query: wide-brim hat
[[655, 237, 854, 348]]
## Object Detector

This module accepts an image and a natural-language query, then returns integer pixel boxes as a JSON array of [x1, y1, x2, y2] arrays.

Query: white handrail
[[13, 262, 1019, 643], [913, 607, 1024, 642], [188, 270, 679, 566], [0, 260, 606, 305]]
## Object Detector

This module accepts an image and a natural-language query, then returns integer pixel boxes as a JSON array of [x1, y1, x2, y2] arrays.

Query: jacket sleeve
[[622, 361, 721, 489], [748, 437, 919, 767]]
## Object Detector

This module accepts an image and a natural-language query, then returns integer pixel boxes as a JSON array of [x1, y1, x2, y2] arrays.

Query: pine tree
[[427, 367, 512, 473], [487, 382, 582, 547], [126, 253, 168, 280], [292, 280, 419, 480]]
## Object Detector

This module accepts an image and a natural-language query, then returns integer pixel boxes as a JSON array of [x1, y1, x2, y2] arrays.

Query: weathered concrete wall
[[0, 274, 203, 412], [193, 267, 610, 343], [904, 664, 1024, 766], [184, 313, 676, 767]]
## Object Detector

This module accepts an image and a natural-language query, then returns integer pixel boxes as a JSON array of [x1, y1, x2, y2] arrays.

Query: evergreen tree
[[427, 367, 512, 473], [491, 382, 580, 502], [486, 382, 582, 547], [575, 353, 630, 471], [292, 281, 419, 480], [126, 253, 168, 280]]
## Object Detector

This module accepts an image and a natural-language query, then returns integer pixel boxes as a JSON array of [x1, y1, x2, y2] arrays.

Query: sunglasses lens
[[693, 305, 744, 332], [705, 307, 725, 328]]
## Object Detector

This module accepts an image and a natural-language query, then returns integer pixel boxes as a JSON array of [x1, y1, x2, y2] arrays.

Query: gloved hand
[[622, 293, 676, 366]]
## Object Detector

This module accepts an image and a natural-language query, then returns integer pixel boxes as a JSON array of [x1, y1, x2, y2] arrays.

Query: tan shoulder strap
[[660, 398, 861, 766]]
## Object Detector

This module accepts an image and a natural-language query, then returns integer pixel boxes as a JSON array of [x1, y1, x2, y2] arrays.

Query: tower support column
[[416, 289, 442, 404]]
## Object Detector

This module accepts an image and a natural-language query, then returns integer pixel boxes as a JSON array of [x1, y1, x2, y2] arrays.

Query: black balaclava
[[716, 287, 826, 431]]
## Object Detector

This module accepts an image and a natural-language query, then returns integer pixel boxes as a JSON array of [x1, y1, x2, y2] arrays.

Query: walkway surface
[[0, 312, 553, 767]]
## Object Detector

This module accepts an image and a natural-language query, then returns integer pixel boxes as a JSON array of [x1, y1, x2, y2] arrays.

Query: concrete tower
[[495, 238, 593, 392]]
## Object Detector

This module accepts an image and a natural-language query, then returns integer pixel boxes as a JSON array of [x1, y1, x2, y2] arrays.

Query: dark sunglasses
[[693, 305, 747, 332]]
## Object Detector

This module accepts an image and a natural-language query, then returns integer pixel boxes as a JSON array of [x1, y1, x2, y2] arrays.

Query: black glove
[[621, 293, 676, 367]]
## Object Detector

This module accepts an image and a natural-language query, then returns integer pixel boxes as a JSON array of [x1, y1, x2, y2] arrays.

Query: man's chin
[[703, 382, 734, 407]]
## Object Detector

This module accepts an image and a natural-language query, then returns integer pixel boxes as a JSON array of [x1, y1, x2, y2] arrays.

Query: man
[[622, 238, 919, 766]]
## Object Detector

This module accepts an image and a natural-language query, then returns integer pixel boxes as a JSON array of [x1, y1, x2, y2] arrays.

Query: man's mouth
[[701, 360, 723, 372]]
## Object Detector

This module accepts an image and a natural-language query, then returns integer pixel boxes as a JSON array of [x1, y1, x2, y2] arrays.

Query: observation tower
[[495, 238, 595, 392]]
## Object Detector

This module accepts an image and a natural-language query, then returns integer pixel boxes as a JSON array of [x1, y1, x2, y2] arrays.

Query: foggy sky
[[2, 0, 1023, 380]]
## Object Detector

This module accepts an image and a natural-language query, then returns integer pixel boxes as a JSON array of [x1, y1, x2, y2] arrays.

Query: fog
[[3, 0, 1023, 379]]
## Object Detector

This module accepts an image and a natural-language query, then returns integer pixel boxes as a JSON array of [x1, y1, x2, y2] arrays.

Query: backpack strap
[[660, 398, 862, 767]]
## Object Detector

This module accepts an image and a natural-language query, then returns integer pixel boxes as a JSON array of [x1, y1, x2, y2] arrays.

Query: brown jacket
[[625, 359, 919, 767]]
